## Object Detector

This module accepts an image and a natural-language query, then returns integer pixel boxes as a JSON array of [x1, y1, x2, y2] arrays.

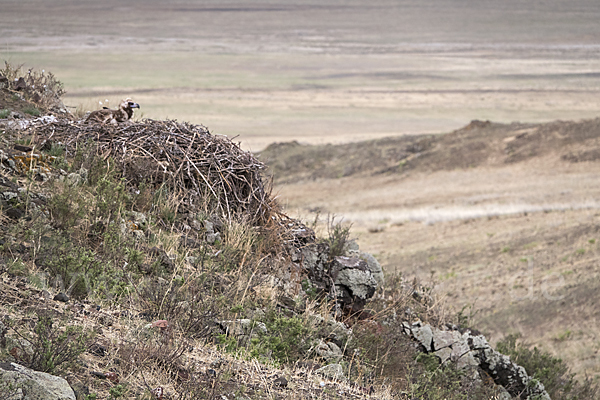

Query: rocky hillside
[[0, 63, 597, 400], [258, 118, 600, 184]]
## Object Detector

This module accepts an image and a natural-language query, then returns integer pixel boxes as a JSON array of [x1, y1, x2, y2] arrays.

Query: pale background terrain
[[2, 0, 600, 378], [3, 0, 600, 150]]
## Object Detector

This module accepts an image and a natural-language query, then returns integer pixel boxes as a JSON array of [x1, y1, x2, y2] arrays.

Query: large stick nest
[[32, 119, 275, 225]]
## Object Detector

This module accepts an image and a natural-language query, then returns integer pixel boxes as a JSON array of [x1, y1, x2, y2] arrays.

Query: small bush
[[324, 215, 352, 261], [1, 61, 66, 110], [496, 334, 599, 400], [250, 312, 313, 364], [217, 310, 314, 365], [22, 106, 40, 116], [10, 311, 93, 374], [108, 384, 127, 399], [0, 109, 9, 119], [47, 142, 65, 157]]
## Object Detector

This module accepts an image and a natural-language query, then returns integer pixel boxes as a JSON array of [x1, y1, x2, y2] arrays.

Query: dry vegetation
[[264, 117, 600, 387], [0, 63, 551, 399]]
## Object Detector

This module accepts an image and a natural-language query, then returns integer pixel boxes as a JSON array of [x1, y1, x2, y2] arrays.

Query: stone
[[343, 239, 360, 257], [273, 376, 288, 387], [190, 219, 203, 231], [186, 256, 198, 266], [66, 377, 89, 400], [315, 363, 345, 380], [403, 323, 551, 400], [64, 173, 82, 186], [434, 347, 453, 364], [315, 340, 343, 363], [206, 232, 221, 244], [335, 268, 377, 300], [306, 313, 351, 344], [359, 252, 385, 287], [432, 329, 460, 351], [496, 387, 512, 400], [53, 292, 69, 302], [332, 256, 377, 303], [0, 362, 76, 400], [2, 191, 18, 202], [128, 211, 147, 229], [147, 247, 174, 271], [5, 337, 34, 363], [219, 319, 267, 343], [410, 322, 433, 352]]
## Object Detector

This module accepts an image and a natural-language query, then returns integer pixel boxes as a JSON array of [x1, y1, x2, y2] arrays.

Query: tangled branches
[[33, 118, 276, 225]]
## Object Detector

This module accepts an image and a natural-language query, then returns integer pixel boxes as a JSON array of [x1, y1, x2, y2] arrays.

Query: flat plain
[[2, 0, 600, 378]]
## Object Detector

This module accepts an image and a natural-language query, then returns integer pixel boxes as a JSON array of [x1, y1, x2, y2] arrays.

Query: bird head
[[121, 98, 140, 110]]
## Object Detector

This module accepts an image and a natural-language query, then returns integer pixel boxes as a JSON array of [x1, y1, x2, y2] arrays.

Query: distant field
[[2, 0, 600, 150]]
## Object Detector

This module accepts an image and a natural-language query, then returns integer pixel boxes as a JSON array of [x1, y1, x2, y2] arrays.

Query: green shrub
[[252, 313, 312, 363], [47, 142, 65, 157], [218, 311, 313, 365], [324, 215, 351, 261], [496, 334, 598, 400], [10, 311, 92, 374], [7, 259, 27, 276], [0, 109, 9, 119], [38, 237, 100, 298], [22, 106, 40, 116], [108, 384, 127, 399]]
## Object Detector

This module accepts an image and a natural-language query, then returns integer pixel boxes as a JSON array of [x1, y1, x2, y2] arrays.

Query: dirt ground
[[3, 0, 600, 380]]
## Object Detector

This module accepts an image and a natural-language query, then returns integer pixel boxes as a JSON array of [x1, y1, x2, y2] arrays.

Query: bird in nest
[[85, 98, 140, 124]]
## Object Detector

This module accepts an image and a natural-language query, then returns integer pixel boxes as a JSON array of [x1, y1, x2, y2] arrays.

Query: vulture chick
[[86, 98, 140, 124]]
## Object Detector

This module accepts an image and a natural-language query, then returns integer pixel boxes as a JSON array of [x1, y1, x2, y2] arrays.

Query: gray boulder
[[315, 339, 343, 363], [218, 319, 267, 345], [331, 256, 378, 309], [359, 251, 385, 287], [315, 363, 345, 380], [402, 322, 550, 399], [0, 362, 76, 400]]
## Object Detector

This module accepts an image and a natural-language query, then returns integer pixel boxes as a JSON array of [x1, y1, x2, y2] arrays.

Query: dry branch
[[31, 118, 276, 226]]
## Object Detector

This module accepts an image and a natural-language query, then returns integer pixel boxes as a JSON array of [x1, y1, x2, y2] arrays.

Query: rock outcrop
[[402, 321, 550, 400], [293, 238, 381, 315], [331, 256, 378, 311]]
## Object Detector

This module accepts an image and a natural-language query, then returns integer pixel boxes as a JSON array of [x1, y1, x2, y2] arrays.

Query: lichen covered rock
[[0, 362, 76, 400]]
